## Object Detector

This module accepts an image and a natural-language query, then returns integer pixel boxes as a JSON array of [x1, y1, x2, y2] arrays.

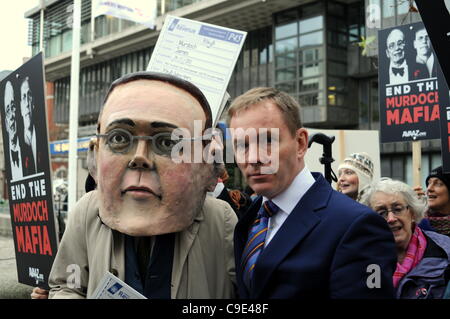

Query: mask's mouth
[[122, 185, 162, 199]]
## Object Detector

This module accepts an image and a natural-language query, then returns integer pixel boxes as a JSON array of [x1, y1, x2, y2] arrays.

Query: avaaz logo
[[29, 267, 44, 284], [402, 130, 427, 140]]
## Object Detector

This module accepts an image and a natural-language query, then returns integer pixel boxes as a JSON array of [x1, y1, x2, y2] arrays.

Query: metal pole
[[39, 0, 45, 52], [412, 141, 422, 188], [161, 0, 166, 14], [90, 1, 95, 42], [68, 0, 81, 212]]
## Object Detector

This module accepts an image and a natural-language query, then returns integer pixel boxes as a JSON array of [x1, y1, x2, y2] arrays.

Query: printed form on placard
[[147, 15, 247, 125]]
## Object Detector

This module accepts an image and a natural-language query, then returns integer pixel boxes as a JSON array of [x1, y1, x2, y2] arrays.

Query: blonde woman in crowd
[[337, 152, 374, 202]]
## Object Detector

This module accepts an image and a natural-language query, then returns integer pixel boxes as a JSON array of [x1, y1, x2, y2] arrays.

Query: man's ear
[[296, 128, 309, 159], [87, 137, 98, 183]]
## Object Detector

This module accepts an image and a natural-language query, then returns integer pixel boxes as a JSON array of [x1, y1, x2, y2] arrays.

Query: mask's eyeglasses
[[96, 128, 217, 156]]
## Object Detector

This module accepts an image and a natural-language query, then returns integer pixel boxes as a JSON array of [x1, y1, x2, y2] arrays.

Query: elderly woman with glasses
[[360, 178, 450, 299]]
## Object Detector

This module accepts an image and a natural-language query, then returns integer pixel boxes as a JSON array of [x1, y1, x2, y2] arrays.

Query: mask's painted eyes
[[153, 133, 179, 155], [98, 129, 187, 157], [107, 129, 132, 153]]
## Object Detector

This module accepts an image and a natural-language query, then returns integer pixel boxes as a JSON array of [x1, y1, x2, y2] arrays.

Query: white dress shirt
[[9, 140, 23, 181], [31, 127, 37, 172], [262, 166, 315, 247], [426, 53, 435, 77], [207, 182, 225, 198], [389, 60, 409, 84]]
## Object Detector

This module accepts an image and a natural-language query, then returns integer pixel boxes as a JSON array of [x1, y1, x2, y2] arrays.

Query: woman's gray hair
[[359, 178, 426, 223]]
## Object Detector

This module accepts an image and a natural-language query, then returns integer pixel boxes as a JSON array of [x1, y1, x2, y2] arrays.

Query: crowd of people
[[30, 71, 450, 300], [336, 151, 450, 298]]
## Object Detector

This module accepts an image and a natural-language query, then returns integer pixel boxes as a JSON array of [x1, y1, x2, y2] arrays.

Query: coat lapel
[[171, 208, 203, 297], [110, 229, 125, 280], [251, 173, 332, 298]]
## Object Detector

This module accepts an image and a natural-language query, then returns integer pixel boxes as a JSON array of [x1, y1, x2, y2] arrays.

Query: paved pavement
[[0, 235, 33, 299]]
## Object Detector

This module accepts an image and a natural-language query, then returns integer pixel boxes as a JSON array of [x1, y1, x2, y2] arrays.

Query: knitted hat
[[426, 166, 450, 193], [338, 152, 374, 194]]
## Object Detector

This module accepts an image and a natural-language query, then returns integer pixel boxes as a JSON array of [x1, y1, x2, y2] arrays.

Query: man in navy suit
[[228, 87, 397, 298]]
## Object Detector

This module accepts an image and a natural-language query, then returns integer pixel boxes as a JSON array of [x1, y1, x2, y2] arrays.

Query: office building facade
[[25, 0, 444, 192]]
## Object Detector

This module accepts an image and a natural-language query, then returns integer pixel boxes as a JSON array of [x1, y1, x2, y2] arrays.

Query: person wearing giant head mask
[[47, 72, 237, 299]]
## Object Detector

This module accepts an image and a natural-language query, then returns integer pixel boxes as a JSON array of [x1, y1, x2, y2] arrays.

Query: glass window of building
[[273, 0, 365, 119], [29, 0, 92, 58], [397, 0, 410, 15], [227, 27, 273, 98], [299, 61, 323, 78], [299, 31, 323, 47], [53, 47, 153, 125], [274, 2, 325, 108], [299, 16, 323, 33], [370, 80, 379, 125], [275, 21, 297, 39], [348, 1, 365, 42], [383, 0, 395, 18], [164, 0, 202, 12], [275, 37, 298, 54]]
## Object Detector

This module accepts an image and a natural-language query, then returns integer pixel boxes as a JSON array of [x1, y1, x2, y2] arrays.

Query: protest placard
[[378, 22, 443, 143], [0, 53, 58, 288], [415, 0, 450, 172], [436, 65, 450, 173], [147, 15, 247, 125]]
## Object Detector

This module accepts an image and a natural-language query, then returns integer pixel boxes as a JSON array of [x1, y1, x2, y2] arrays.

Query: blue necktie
[[241, 200, 279, 290]]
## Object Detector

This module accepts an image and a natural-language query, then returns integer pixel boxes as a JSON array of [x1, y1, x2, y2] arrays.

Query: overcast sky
[[0, 1, 39, 71]]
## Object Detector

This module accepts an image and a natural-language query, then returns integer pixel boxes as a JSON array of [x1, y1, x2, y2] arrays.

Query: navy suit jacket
[[234, 173, 397, 299]]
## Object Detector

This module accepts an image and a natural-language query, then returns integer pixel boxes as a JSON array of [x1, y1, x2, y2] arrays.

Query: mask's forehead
[[99, 80, 205, 135]]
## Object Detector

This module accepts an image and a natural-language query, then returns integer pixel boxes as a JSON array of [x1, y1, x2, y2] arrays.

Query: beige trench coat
[[49, 191, 237, 299]]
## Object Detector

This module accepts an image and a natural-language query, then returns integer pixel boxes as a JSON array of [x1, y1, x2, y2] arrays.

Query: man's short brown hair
[[227, 87, 302, 136]]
